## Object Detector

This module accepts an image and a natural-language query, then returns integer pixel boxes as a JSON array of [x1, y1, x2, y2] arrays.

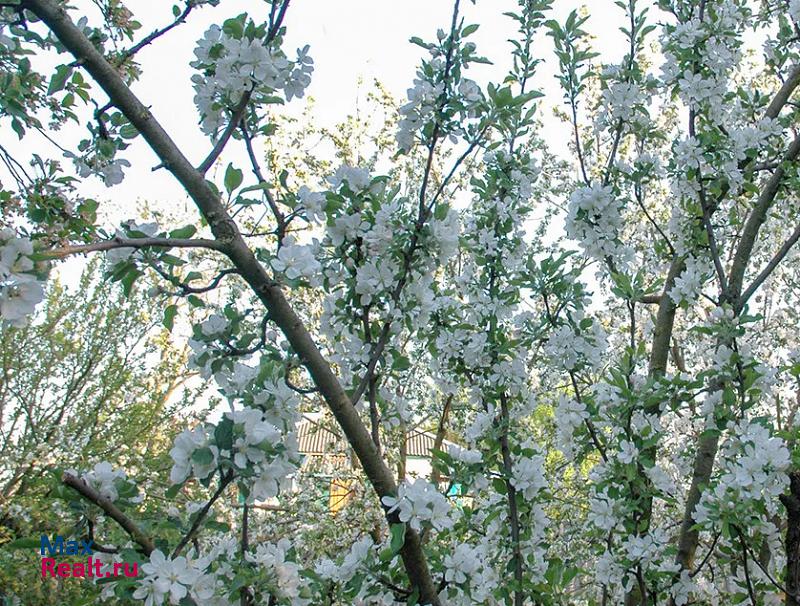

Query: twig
[[734, 526, 757, 606], [171, 471, 234, 558], [197, 89, 254, 175], [115, 1, 197, 64], [738, 221, 800, 311]]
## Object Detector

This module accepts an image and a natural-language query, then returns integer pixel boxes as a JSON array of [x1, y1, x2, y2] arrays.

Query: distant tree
[[0, 260, 198, 606]]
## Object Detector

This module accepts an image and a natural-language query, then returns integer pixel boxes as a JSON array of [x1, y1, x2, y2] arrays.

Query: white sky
[[64, 0, 629, 210], [11, 0, 633, 284]]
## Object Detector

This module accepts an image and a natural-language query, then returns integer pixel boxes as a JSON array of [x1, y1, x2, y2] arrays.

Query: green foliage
[[0, 261, 196, 606]]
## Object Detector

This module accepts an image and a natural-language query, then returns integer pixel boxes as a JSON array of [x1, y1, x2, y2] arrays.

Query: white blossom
[[328, 164, 371, 193], [381, 478, 453, 532], [510, 452, 547, 499], [81, 462, 127, 502], [443, 543, 482, 584], [137, 550, 201, 606], [271, 237, 321, 283]]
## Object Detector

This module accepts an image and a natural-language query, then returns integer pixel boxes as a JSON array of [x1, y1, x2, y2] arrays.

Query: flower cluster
[[510, 451, 547, 500], [395, 25, 485, 152], [169, 403, 298, 502], [668, 256, 707, 306], [597, 80, 647, 126], [80, 461, 139, 504], [133, 550, 219, 606], [0, 229, 45, 326], [443, 543, 483, 585], [105, 220, 160, 266], [271, 237, 321, 284], [314, 537, 374, 584], [246, 539, 308, 604], [544, 312, 607, 372], [191, 21, 313, 137], [695, 419, 790, 528], [381, 478, 453, 532], [565, 183, 632, 266], [397, 77, 444, 152], [71, 154, 131, 187], [553, 395, 588, 459]]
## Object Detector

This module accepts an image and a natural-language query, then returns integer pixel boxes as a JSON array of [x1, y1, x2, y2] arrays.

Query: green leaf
[[222, 17, 244, 39], [492, 477, 508, 494], [120, 267, 142, 296], [239, 182, 272, 195], [462, 24, 480, 37], [205, 519, 230, 532], [391, 353, 411, 371], [512, 90, 545, 106], [48, 65, 73, 95], [378, 547, 394, 562], [11, 117, 25, 139], [5, 538, 40, 550], [187, 294, 205, 308], [163, 304, 178, 331], [214, 417, 234, 451], [119, 124, 139, 139], [389, 523, 406, 553], [224, 163, 243, 194], [169, 224, 197, 239], [191, 447, 214, 466]]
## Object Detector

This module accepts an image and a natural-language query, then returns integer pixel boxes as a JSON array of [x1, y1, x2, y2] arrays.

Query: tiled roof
[[296, 416, 452, 458], [297, 418, 344, 455]]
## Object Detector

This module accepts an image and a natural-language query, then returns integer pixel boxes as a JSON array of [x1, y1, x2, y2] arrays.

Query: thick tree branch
[[730, 134, 800, 310], [63, 472, 155, 555], [27, 1, 440, 601]]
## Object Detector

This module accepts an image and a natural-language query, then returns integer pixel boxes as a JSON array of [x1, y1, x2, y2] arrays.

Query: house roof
[[296, 416, 453, 458]]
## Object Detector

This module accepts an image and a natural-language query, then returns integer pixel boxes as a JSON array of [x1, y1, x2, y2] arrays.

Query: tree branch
[[729, 134, 800, 308], [739, 221, 800, 310], [172, 471, 234, 558], [45, 236, 226, 259], [26, 1, 440, 602], [115, 0, 197, 64], [63, 473, 155, 555], [197, 89, 253, 175]]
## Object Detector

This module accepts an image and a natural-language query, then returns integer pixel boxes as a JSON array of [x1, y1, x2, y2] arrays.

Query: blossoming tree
[[1, 0, 800, 604]]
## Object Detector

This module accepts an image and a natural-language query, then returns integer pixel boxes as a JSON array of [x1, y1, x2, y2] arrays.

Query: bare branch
[[45, 236, 226, 259], [171, 471, 234, 558], [738, 222, 800, 310], [116, 1, 197, 64]]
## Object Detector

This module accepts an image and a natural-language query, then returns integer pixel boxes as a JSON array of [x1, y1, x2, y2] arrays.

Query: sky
[[59, 0, 630, 212], [7, 0, 634, 284]]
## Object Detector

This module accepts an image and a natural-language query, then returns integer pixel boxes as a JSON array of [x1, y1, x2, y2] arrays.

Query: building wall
[[404, 456, 432, 480]]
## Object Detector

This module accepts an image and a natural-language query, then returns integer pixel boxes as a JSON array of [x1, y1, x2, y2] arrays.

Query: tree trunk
[[782, 471, 800, 606]]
